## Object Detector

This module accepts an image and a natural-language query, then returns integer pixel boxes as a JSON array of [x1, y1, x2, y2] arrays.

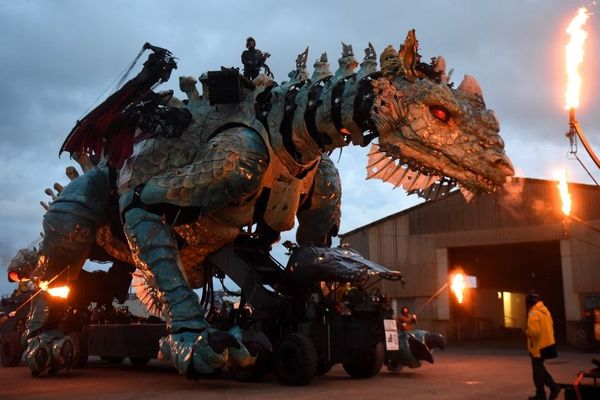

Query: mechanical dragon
[[19, 30, 513, 377]]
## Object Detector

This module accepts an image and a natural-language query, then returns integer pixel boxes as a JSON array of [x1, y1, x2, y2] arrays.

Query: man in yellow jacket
[[526, 290, 560, 400]]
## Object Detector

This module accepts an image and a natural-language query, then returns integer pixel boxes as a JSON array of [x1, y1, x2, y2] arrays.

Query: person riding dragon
[[20, 31, 513, 377]]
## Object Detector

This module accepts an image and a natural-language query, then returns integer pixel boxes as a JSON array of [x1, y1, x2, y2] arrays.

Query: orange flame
[[556, 169, 572, 216], [39, 281, 70, 299], [450, 273, 466, 304], [565, 7, 590, 110]]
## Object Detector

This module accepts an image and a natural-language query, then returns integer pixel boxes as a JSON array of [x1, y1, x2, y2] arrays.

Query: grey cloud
[[1, 0, 597, 295]]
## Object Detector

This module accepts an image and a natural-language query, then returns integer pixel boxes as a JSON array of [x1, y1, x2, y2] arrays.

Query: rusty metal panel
[[367, 226, 382, 264], [568, 226, 600, 293]]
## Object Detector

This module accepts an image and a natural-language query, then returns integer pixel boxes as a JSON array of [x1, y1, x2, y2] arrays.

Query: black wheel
[[343, 342, 384, 379], [129, 357, 151, 367], [1, 332, 24, 367], [100, 356, 125, 364], [274, 333, 318, 386], [230, 338, 272, 382], [315, 360, 332, 376], [68, 332, 88, 368], [575, 329, 595, 352], [386, 359, 402, 372]]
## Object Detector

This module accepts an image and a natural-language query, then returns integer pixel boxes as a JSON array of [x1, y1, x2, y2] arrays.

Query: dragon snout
[[487, 154, 514, 178]]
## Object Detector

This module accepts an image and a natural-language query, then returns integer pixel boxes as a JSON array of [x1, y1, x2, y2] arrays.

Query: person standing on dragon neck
[[241, 37, 269, 80]]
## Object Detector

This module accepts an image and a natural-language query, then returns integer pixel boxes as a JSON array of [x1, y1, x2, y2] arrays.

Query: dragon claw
[[160, 328, 253, 377], [25, 331, 74, 377], [207, 330, 240, 353]]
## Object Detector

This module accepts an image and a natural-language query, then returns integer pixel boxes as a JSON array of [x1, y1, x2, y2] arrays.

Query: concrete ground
[[0, 342, 596, 400]]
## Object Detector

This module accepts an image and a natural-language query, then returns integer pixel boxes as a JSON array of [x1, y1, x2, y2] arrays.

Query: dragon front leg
[[296, 154, 341, 247], [25, 167, 112, 376], [121, 127, 269, 377]]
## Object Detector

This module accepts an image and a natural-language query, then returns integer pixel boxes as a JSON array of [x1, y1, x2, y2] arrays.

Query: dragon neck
[[261, 72, 380, 165]]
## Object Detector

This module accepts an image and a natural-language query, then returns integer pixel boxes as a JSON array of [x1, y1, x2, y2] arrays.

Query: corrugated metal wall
[[341, 178, 600, 296]]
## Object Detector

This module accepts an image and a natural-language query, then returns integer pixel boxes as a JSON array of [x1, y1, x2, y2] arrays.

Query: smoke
[[498, 173, 561, 222], [498, 175, 525, 219], [531, 198, 554, 216]]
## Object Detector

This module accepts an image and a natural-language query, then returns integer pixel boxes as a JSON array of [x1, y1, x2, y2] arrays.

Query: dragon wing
[[60, 43, 177, 169]]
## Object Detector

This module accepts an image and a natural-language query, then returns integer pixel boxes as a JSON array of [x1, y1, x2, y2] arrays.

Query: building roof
[[340, 177, 600, 237]]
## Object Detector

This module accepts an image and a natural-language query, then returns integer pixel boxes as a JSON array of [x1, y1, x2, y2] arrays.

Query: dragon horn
[[397, 29, 421, 80], [457, 75, 483, 98]]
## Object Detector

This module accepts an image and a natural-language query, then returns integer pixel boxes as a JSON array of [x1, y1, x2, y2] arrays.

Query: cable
[[570, 215, 600, 234], [574, 153, 600, 185], [569, 234, 600, 251], [78, 45, 147, 119]]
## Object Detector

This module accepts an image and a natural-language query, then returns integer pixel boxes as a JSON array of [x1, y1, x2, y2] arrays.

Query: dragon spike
[[379, 45, 401, 76], [296, 47, 309, 70], [53, 182, 64, 193], [457, 75, 483, 99], [364, 42, 377, 60], [44, 188, 57, 201], [40, 201, 50, 212], [310, 52, 332, 82], [65, 166, 79, 181], [433, 56, 448, 83], [341, 42, 354, 57], [334, 44, 359, 80], [358, 43, 378, 78]]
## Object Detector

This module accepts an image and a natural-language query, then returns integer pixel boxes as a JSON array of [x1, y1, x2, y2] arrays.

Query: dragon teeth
[[408, 177, 456, 201], [367, 157, 397, 180], [404, 171, 421, 191], [458, 184, 476, 202], [367, 143, 381, 157], [389, 166, 411, 188]]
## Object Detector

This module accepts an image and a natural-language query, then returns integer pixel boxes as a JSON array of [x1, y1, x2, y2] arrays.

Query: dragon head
[[367, 30, 514, 201]]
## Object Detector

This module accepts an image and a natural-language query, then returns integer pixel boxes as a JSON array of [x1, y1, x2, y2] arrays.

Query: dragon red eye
[[8, 271, 19, 282], [430, 106, 450, 122]]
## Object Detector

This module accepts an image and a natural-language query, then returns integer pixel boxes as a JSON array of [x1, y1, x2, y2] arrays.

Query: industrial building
[[340, 177, 600, 344]]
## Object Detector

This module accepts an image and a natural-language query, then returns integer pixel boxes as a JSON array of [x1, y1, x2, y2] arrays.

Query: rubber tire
[[343, 342, 384, 379], [1, 332, 24, 367], [315, 360, 333, 376], [68, 332, 89, 369], [574, 329, 595, 352], [274, 333, 318, 386], [230, 340, 272, 382], [129, 357, 151, 367], [100, 356, 125, 364]]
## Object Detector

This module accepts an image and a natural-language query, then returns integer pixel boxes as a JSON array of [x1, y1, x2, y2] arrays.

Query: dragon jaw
[[367, 39, 514, 201]]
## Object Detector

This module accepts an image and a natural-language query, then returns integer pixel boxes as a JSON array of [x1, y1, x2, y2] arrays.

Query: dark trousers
[[531, 356, 556, 397], [243, 68, 259, 80]]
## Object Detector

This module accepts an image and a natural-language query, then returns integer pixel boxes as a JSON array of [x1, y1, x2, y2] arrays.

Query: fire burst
[[39, 281, 70, 299], [565, 7, 590, 110], [556, 169, 572, 216], [450, 273, 466, 304]]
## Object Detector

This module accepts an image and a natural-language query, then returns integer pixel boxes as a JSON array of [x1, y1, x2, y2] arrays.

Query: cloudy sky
[[1, 0, 599, 296]]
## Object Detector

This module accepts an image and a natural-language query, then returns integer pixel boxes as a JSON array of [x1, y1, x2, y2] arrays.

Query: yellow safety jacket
[[526, 301, 555, 358]]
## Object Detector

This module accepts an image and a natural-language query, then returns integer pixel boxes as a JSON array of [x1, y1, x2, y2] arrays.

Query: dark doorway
[[448, 241, 566, 343]]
